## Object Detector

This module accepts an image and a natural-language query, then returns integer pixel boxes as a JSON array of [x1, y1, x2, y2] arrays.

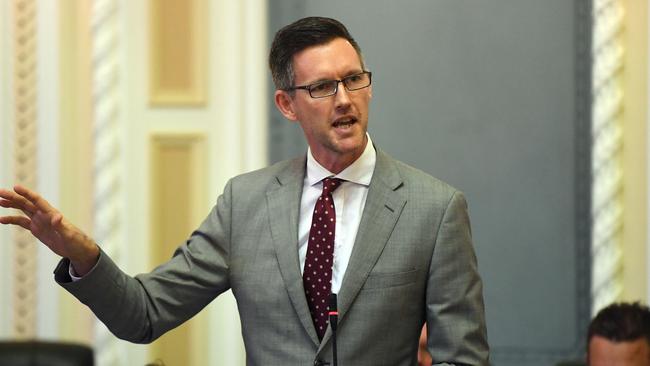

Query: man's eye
[[346, 75, 362, 83], [311, 82, 333, 92]]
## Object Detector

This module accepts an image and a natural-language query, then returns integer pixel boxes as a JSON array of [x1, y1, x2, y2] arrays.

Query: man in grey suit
[[0, 17, 488, 365]]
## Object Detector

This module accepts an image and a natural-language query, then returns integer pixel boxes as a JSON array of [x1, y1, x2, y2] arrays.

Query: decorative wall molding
[[148, 0, 207, 106], [91, 0, 125, 364], [12, 0, 38, 340], [591, 0, 624, 315]]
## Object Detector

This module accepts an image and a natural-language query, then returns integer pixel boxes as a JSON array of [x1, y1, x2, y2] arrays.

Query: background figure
[[587, 302, 650, 366]]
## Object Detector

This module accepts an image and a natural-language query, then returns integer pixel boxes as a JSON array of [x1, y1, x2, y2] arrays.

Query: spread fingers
[[13, 185, 54, 214], [0, 215, 31, 230], [0, 190, 37, 217]]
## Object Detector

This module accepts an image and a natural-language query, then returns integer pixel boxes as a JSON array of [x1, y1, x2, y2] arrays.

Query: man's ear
[[274, 90, 298, 121]]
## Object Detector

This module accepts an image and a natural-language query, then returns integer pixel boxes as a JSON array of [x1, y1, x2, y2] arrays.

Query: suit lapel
[[266, 157, 321, 346], [319, 150, 406, 348]]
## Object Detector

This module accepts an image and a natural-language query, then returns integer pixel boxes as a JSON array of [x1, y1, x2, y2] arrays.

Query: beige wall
[[621, 0, 648, 302]]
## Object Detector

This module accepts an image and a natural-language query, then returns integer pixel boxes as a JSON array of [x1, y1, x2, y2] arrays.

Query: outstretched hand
[[0, 185, 99, 276]]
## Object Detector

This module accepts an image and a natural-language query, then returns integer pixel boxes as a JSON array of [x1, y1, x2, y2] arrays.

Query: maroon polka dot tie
[[303, 177, 342, 340]]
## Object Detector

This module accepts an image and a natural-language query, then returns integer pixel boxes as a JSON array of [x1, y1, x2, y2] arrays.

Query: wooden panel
[[149, 0, 207, 106], [149, 134, 207, 366]]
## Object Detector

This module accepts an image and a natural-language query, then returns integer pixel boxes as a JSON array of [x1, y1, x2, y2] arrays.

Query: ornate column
[[91, 0, 125, 364], [12, 0, 38, 339], [591, 0, 625, 314]]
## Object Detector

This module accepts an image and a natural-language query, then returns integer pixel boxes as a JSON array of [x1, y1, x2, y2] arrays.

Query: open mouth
[[332, 117, 357, 128]]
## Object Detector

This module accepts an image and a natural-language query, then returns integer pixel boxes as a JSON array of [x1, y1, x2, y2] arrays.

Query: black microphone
[[329, 293, 338, 366]]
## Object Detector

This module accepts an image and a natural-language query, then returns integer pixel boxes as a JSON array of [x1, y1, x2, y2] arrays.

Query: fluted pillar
[[91, 0, 125, 364], [11, 0, 38, 339], [591, 0, 625, 314]]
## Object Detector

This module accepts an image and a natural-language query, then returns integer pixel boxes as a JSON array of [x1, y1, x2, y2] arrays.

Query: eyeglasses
[[286, 71, 372, 99]]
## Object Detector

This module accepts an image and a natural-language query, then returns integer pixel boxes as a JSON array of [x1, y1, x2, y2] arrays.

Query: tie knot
[[322, 177, 342, 195]]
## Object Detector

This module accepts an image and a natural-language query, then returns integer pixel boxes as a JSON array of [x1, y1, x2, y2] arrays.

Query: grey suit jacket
[[55, 149, 489, 366]]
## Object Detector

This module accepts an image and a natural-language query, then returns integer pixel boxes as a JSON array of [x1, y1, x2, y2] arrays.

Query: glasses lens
[[343, 72, 371, 91], [309, 80, 337, 98]]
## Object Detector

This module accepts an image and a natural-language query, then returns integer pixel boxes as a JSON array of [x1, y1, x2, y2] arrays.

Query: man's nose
[[334, 83, 352, 109]]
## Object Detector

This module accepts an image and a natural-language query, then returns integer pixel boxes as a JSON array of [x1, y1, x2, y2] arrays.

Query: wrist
[[69, 243, 100, 277]]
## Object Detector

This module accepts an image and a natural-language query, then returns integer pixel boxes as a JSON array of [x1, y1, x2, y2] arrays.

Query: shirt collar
[[307, 134, 376, 187]]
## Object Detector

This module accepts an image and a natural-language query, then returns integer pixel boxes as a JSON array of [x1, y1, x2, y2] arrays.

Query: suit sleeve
[[427, 191, 489, 366], [53, 180, 234, 344]]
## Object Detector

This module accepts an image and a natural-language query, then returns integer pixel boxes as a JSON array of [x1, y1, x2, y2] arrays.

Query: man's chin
[[332, 137, 367, 158]]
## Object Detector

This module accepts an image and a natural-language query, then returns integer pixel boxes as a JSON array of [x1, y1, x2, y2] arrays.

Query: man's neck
[[310, 137, 368, 174]]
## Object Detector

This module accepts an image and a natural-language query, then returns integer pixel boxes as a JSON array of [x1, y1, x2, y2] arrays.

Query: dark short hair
[[588, 302, 650, 346], [269, 16, 365, 91]]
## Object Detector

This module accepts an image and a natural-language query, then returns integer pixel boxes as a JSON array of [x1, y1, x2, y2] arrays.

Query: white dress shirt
[[298, 135, 376, 293]]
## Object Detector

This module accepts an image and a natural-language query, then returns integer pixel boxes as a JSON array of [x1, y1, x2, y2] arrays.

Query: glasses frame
[[285, 71, 372, 99]]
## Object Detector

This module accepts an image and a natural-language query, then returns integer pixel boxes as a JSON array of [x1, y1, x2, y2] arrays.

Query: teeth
[[334, 118, 354, 126]]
